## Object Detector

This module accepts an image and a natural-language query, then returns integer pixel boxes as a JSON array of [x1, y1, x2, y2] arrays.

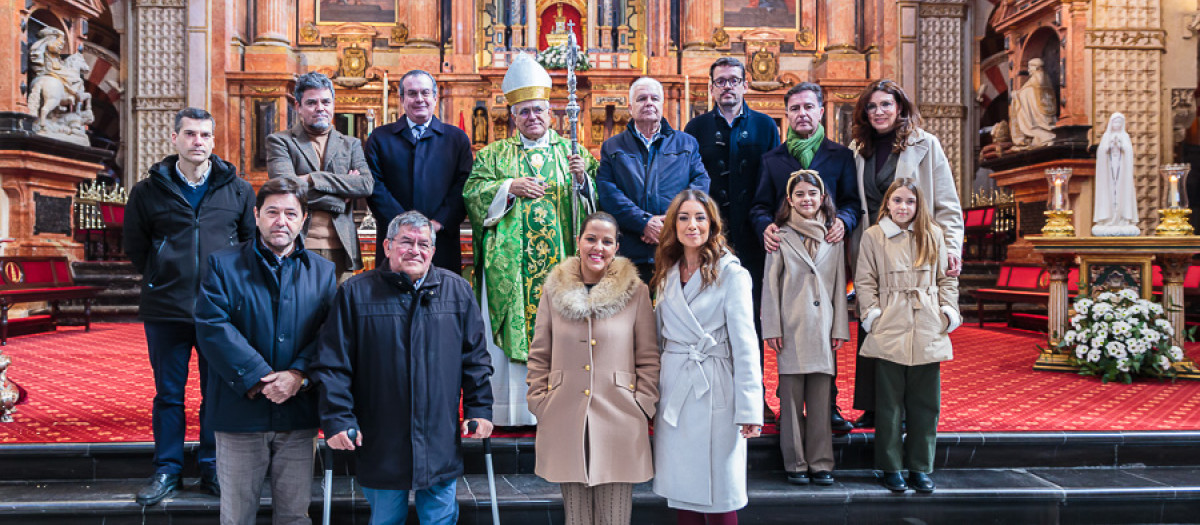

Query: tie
[[413, 124, 426, 140]]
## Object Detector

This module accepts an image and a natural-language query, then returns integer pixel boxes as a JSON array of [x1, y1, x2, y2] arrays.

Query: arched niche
[[537, 0, 585, 50], [1018, 26, 1062, 118]]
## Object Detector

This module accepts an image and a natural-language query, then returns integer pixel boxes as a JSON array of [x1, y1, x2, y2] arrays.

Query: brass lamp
[[1042, 167, 1075, 237], [1155, 164, 1193, 236]]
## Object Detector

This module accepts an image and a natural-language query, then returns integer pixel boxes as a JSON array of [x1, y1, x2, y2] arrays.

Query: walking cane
[[468, 421, 500, 524], [323, 428, 357, 525]]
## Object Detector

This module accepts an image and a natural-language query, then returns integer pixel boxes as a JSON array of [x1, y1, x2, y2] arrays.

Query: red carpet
[[2, 323, 1200, 443]]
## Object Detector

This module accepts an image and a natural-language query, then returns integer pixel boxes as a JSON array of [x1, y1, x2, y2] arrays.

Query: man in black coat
[[312, 211, 493, 524], [748, 83, 860, 433], [365, 70, 473, 273], [684, 57, 780, 305], [124, 108, 256, 506], [194, 178, 337, 523]]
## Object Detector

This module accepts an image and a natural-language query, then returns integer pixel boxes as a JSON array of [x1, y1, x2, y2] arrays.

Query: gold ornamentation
[[713, 27, 729, 47], [1155, 208, 1194, 236], [1084, 29, 1166, 50], [796, 27, 814, 47], [749, 48, 777, 83], [249, 86, 278, 94], [392, 23, 409, 45], [300, 22, 320, 44], [1042, 209, 1075, 237], [506, 86, 552, 106]]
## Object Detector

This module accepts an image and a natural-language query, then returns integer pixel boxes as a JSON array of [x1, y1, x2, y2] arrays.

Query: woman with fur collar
[[651, 190, 763, 524], [526, 212, 660, 525]]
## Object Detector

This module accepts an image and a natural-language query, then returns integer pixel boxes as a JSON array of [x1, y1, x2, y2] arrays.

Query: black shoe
[[853, 411, 876, 429], [786, 472, 810, 485], [831, 407, 854, 434], [135, 473, 180, 506], [811, 471, 834, 486], [881, 471, 908, 493], [198, 470, 220, 497], [909, 472, 935, 493]]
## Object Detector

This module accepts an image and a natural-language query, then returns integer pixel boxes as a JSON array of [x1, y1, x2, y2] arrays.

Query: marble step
[[1, 467, 1197, 524]]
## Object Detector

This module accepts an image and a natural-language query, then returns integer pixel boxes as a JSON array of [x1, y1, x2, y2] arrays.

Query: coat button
[[628, 384, 635, 389], [278, 335, 285, 342], [584, 365, 591, 371], [814, 301, 820, 306], [584, 389, 590, 396], [590, 339, 596, 346]]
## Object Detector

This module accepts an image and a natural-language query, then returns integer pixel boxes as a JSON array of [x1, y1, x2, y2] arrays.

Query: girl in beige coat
[[761, 170, 849, 486], [856, 179, 960, 494], [526, 212, 660, 525]]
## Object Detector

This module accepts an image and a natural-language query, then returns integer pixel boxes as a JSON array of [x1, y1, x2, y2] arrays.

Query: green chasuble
[[464, 129, 599, 362]]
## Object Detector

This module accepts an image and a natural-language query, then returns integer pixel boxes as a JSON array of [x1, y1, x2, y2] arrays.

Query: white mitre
[[502, 53, 552, 106]]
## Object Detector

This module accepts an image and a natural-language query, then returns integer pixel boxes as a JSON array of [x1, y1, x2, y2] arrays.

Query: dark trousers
[[875, 360, 941, 474], [852, 322, 877, 411], [145, 321, 215, 475]]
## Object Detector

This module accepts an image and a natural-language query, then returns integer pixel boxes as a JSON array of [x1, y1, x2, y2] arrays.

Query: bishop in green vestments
[[464, 54, 598, 426]]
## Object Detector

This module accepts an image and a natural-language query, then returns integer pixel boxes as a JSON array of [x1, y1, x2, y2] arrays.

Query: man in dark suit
[[365, 70, 473, 273], [267, 72, 374, 283], [749, 82, 860, 433]]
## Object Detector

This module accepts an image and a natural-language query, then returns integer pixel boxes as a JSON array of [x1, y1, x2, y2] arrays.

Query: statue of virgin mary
[[1092, 112, 1140, 236]]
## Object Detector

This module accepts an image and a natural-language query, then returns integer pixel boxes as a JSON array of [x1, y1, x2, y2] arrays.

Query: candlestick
[[381, 71, 389, 124]]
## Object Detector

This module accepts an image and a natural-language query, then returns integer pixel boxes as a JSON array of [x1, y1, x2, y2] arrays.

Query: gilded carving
[[795, 27, 814, 47], [335, 44, 370, 87], [300, 22, 320, 45], [748, 49, 779, 89], [392, 23, 409, 45], [713, 27, 729, 48]]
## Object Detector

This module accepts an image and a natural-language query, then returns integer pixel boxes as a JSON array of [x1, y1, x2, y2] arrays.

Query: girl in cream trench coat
[[526, 256, 660, 485], [653, 253, 764, 512]]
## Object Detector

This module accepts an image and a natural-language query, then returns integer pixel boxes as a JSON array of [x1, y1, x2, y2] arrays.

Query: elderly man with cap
[[464, 53, 598, 427]]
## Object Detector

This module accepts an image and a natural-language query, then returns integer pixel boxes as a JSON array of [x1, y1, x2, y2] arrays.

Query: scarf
[[786, 124, 825, 169], [787, 211, 827, 258]]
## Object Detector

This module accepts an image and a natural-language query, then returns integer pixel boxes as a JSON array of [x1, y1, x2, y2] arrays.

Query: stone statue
[[980, 120, 1014, 160], [1010, 58, 1058, 149], [1092, 112, 1140, 236], [27, 27, 93, 146]]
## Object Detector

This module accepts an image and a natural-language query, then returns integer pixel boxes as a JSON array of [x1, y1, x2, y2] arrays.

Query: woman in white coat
[[651, 189, 763, 525]]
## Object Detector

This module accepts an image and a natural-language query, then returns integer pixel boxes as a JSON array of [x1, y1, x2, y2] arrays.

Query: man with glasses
[[267, 72, 373, 283], [366, 69, 473, 273], [750, 82, 861, 435], [312, 211, 493, 524], [464, 53, 598, 426]]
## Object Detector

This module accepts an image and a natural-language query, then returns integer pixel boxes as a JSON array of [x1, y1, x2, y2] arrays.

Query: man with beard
[[597, 76, 709, 282], [366, 70, 473, 273], [750, 82, 860, 434], [267, 72, 374, 283], [194, 178, 337, 524], [463, 54, 597, 426]]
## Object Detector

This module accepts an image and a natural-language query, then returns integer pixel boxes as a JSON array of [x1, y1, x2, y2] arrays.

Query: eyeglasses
[[866, 101, 896, 113], [712, 77, 744, 88], [515, 105, 549, 118], [404, 89, 436, 99]]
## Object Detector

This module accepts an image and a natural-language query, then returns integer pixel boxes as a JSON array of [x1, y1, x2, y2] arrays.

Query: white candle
[[381, 71, 389, 123], [1170, 174, 1181, 207], [1053, 178, 1063, 210]]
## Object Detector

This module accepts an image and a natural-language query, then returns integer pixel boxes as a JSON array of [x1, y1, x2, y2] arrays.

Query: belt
[[659, 330, 729, 426]]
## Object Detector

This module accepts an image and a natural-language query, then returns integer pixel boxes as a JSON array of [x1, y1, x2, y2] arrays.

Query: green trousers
[[874, 360, 941, 473]]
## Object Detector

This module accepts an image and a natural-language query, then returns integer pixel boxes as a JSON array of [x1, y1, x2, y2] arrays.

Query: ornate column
[[254, 0, 290, 45], [1087, 0, 1164, 230], [409, 0, 439, 47], [1160, 254, 1190, 346], [0, 347, 16, 422], [681, 0, 712, 50], [130, 0, 188, 183], [1044, 253, 1073, 345], [824, 0, 856, 53]]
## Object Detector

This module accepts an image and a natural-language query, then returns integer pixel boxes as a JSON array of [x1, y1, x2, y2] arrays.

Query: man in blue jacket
[[124, 107, 256, 505], [194, 177, 338, 523], [597, 77, 710, 282], [365, 70, 473, 273]]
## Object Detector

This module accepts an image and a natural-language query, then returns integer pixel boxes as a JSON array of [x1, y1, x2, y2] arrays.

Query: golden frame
[[316, 0, 398, 26], [1077, 254, 1154, 301]]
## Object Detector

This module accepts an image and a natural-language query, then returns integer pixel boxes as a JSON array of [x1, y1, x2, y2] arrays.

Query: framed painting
[[723, 0, 799, 30], [1078, 254, 1154, 301], [317, 0, 396, 25]]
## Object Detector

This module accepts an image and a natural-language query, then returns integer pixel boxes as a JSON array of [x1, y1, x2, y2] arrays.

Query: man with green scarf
[[749, 81, 860, 434]]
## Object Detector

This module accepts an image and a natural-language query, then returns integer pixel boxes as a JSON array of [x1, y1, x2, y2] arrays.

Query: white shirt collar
[[406, 116, 432, 130], [519, 132, 551, 150], [175, 160, 211, 188], [879, 217, 914, 239]]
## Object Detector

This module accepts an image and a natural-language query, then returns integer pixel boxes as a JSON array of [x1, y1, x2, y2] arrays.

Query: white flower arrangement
[[1059, 291, 1184, 383], [536, 44, 591, 71]]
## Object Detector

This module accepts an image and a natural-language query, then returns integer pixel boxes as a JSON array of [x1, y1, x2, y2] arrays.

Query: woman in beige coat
[[526, 212, 660, 525], [856, 179, 960, 494], [761, 170, 849, 487]]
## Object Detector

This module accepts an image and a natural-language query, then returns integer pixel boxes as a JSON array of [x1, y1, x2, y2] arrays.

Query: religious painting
[[317, 0, 395, 25], [723, 0, 797, 29], [1079, 255, 1153, 300]]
